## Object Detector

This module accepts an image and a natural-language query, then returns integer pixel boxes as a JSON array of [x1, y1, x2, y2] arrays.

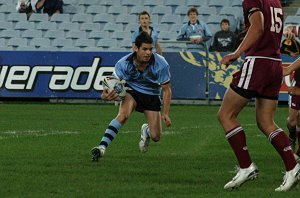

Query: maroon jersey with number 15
[[242, 0, 283, 58]]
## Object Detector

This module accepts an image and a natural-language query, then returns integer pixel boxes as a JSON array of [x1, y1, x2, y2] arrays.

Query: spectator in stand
[[177, 7, 212, 51], [35, 0, 63, 18], [16, 0, 37, 19], [132, 11, 163, 55], [210, 19, 237, 52]]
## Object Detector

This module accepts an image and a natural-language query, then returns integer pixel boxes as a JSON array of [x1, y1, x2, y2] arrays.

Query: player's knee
[[116, 113, 130, 124], [217, 110, 227, 124]]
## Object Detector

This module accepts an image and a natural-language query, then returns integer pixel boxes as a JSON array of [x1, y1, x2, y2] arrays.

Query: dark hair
[[138, 10, 150, 20], [187, 7, 198, 16], [220, 19, 230, 26], [135, 31, 153, 48]]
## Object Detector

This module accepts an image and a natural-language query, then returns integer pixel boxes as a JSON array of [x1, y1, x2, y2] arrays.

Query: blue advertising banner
[[0, 51, 206, 99], [0, 51, 296, 100]]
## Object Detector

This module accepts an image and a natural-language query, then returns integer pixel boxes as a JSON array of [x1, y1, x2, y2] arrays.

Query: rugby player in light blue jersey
[[132, 10, 163, 55], [91, 31, 172, 162]]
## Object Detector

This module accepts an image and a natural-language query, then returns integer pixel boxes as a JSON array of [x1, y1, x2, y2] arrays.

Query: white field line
[[0, 130, 79, 140]]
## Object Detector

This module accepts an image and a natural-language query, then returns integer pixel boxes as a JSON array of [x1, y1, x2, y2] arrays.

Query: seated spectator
[[16, 0, 36, 19], [177, 7, 212, 51], [131, 11, 162, 55], [35, 0, 63, 17], [210, 19, 237, 52]]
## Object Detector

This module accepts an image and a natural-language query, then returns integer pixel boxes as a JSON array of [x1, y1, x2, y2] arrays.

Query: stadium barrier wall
[[0, 51, 294, 101]]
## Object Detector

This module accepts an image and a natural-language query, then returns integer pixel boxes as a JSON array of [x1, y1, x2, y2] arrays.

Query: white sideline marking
[[0, 130, 79, 140]]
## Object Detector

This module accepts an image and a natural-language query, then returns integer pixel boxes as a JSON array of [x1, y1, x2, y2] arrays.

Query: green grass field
[[0, 103, 299, 197]]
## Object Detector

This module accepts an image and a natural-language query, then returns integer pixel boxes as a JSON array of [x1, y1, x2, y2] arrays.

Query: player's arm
[[283, 57, 300, 76], [288, 86, 300, 96], [161, 82, 172, 127], [220, 8, 264, 66]]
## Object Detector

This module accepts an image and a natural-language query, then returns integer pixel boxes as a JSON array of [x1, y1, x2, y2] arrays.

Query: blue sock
[[99, 119, 122, 149]]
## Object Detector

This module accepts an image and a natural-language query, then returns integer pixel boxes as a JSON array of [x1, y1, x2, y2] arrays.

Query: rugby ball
[[103, 76, 126, 98]]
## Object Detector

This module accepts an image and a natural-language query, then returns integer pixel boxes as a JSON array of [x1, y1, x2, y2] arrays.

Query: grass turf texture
[[0, 103, 299, 197]]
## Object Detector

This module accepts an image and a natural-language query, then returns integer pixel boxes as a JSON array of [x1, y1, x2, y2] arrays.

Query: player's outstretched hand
[[220, 53, 239, 68], [162, 114, 171, 127], [101, 88, 119, 101]]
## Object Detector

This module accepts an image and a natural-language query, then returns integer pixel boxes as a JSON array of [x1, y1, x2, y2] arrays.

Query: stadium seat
[[103, 23, 123, 32], [108, 6, 128, 15], [58, 22, 80, 31], [0, 0, 14, 5], [111, 31, 132, 40], [71, 14, 93, 23], [0, 46, 13, 50], [130, 6, 151, 15], [0, 38, 5, 46], [100, 0, 121, 6], [155, 24, 170, 32], [175, 6, 189, 16], [295, 8, 300, 16], [119, 38, 132, 49], [0, 21, 13, 30], [36, 21, 57, 31], [207, 15, 227, 25], [14, 22, 35, 31], [6, 13, 27, 22], [170, 24, 182, 34], [285, 16, 300, 25], [64, 5, 86, 14], [93, 13, 115, 24], [50, 14, 71, 23], [0, 13, 4, 21], [17, 46, 38, 51], [231, 0, 242, 7], [7, 38, 27, 47], [0, 4, 16, 13], [63, 0, 78, 5], [121, 0, 141, 6], [0, 30, 20, 38], [116, 14, 137, 24], [144, 0, 161, 7], [152, 6, 172, 16], [208, 0, 230, 12], [80, 23, 101, 32], [160, 14, 182, 25], [66, 30, 87, 39], [198, 6, 217, 16], [29, 13, 49, 22], [165, 0, 183, 6], [44, 30, 65, 39], [158, 31, 178, 40], [30, 38, 51, 47], [74, 39, 96, 48], [77, 0, 99, 6], [207, 23, 220, 35], [86, 5, 106, 15], [38, 46, 58, 51], [60, 46, 81, 51], [186, 0, 204, 7], [22, 30, 43, 38], [125, 23, 138, 33], [88, 31, 110, 39], [97, 39, 118, 48], [52, 38, 73, 48]]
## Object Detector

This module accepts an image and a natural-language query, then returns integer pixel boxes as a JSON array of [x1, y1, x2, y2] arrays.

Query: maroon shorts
[[230, 57, 282, 100]]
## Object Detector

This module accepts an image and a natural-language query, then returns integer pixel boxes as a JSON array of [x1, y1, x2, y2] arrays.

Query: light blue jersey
[[132, 26, 159, 50], [177, 20, 212, 49], [114, 52, 171, 95]]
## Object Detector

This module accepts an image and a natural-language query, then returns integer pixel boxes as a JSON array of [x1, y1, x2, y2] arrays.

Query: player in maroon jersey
[[218, 0, 300, 191]]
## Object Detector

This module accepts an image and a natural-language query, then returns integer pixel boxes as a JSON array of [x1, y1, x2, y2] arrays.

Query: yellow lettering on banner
[[179, 51, 203, 67]]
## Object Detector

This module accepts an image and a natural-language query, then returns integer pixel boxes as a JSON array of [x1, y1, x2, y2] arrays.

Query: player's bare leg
[[255, 98, 300, 191], [218, 88, 258, 189]]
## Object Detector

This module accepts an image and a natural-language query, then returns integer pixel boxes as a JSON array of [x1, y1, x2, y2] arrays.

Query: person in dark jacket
[[35, 0, 63, 17]]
